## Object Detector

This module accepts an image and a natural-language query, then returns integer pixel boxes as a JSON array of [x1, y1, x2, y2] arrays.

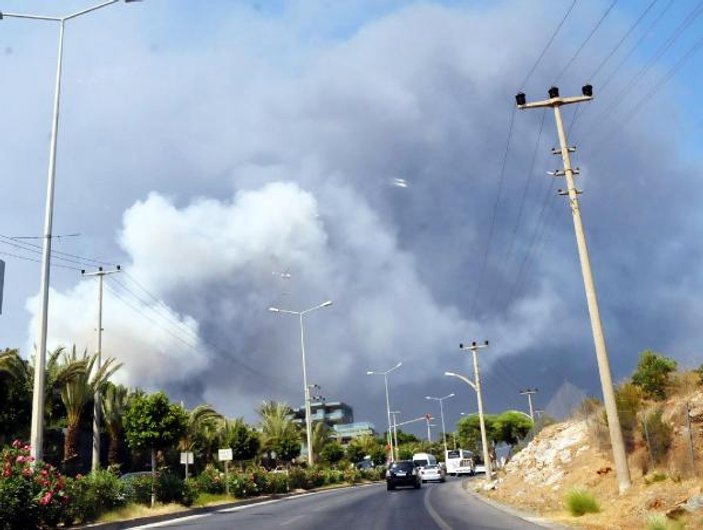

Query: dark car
[[356, 459, 375, 470], [386, 460, 421, 490]]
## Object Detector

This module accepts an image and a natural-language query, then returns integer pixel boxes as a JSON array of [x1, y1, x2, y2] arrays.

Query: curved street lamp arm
[[444, 371, 476, 392]]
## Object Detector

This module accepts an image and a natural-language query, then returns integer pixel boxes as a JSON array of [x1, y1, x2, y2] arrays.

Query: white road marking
[[127, 513, 209, 529], [423, 486, 453, 530]]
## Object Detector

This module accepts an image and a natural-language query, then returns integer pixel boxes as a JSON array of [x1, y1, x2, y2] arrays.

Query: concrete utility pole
[[519, 388, 538, 421], [516, 85, 631, 493], [81, 266, 121, 471], [455, 340, 494, 482], [390, 411, 400, 459]]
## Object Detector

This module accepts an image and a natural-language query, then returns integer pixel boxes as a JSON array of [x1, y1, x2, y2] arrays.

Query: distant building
[[291, 401, 354, 427], [291, 401, 376, 449], [332, 422, 376, 444]]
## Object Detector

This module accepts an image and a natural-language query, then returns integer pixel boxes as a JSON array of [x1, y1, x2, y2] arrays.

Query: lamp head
[[366, 371, 374, 375], [444, 371, 455, 377], [268, 307, 279, 313], [582, 84, 593, 97], [321, 300, 333, 308], [548, 86, 560, 99], [515, 92, 526, 106]]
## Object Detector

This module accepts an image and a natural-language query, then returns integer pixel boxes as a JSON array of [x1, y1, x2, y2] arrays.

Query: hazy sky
[[1, 0, 702, 440]]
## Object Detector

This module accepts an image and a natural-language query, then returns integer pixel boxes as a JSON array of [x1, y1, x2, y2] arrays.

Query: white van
[[412, 452, 437, 469]]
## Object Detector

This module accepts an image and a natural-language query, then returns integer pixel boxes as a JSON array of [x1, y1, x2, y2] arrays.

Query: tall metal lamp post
[[1, 0, 142, 463], [366, 362, 402, 462], [425, 393, 455, 456], [269, 300, 332, 466]]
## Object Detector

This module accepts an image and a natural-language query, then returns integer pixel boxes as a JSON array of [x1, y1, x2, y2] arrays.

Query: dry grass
[[97, 503, 187, 523]]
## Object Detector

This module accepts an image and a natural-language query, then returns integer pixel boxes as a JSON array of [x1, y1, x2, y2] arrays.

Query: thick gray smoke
[[9, 1, 703, 432]]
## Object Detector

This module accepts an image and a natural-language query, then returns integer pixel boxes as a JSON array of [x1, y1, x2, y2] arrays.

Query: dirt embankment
[[482, 392, 703, 530]]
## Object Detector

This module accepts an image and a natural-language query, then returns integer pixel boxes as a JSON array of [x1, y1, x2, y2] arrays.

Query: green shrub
[[228, 471, 257, 498], [343, 467, 361, 485], [269, 472, 289, 494], [250, 470, 272, 494], [126, 475, 155, 505], [304, 468, 324, 489], [156, 472, 184, 504], [197, 465, 225, 494], [646, 514, 685, 530], [564, 488, 600, 516], [644, 472, 668, 485], [64, 469, 126, 523], [632, 350, 677, 400], [641, 409, 673, 464], [0, 440, 70, 530], [181, 478, 199, 507], [322, 468, 344, 485], [287, 467, 307, 490]]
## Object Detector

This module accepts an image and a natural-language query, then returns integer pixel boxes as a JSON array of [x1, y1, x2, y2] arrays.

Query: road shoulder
[[77, 482, 379, 530], [460, 479, 577, 530]]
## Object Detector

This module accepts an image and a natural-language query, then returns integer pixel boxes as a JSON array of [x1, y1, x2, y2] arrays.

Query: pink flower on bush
[[11, 440, 22, 449], [16, 455, 26, 463], [39, 491, 52, 506]]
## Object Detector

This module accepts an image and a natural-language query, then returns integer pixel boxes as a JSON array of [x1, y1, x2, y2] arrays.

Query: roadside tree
[[631, 350, 678, 400]]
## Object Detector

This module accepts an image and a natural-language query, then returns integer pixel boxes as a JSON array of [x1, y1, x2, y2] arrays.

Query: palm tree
[[311, 421, 330, 464], [179, 404, 222, 453], [258, 401, 301, 464], [59, 347, 122, 462], [102, 383, 129, 466], [0, 348, 28, 382]]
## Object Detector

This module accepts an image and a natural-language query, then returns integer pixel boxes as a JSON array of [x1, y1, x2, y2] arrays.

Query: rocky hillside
[[482, 389, 703, 530]]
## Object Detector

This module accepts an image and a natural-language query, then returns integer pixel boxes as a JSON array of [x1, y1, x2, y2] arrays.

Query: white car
[[419, 464, 446, 483]]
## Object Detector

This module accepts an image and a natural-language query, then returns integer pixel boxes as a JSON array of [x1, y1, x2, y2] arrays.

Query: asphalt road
[[126, 477, 554, 530]]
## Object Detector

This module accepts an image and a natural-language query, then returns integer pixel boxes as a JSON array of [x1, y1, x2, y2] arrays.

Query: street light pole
[[516, 85, 631, 493], [1, 0, 140, 463], [269, 300, 332, 466], [426, 393, 455, 456], [366, 362, 402, 462]]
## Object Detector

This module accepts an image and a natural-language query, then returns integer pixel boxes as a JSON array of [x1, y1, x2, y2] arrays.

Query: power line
[[589, 0, 660, 81], [590, 0, 703, 128], [0, 250, 82, 271], [519, 0, 579, 90], [467, 107, 516, 319], [104, 276, 299, 394], [0, 234, 117, 268], [598, 0, 674, 92], [554, 0, 619, 84], [588, 32, 703, 155]]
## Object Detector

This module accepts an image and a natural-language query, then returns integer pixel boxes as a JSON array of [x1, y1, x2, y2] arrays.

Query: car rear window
[[391, 462, 415, 471]]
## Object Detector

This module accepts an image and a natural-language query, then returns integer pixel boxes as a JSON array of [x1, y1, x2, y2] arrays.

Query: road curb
[[460, 479, 576, 530], [76, 482, 379, 530]]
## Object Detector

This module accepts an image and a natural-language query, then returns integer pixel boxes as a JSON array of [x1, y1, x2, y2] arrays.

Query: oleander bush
[[63, 469, 126, 523], [197, 465, 225, 494], [0, 440, 70, 530]]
